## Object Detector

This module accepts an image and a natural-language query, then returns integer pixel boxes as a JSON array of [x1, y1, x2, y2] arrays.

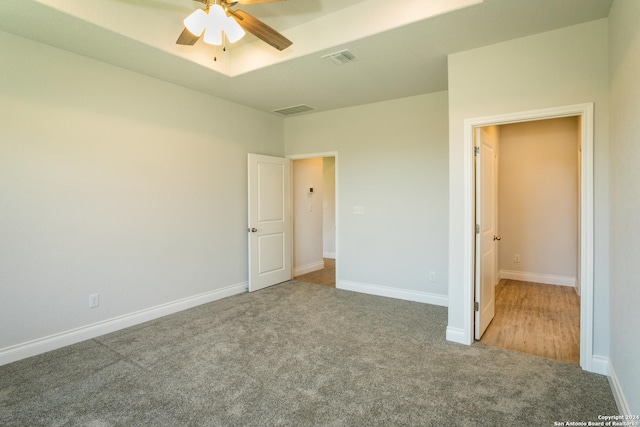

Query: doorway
[[464, 103, 595, 372], [289, 153, 338, 288], [476, 117, 581, 364]]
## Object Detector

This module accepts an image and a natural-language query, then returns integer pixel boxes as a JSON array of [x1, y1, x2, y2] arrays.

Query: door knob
[[493, 236, 501, 241], [248, 227, 258, 233]]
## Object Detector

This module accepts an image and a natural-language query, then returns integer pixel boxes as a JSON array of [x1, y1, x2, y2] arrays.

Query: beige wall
[[447, 19, 610, 357], [609, 0, 640, 415], [285, 92, 449, 304], [0, 31, 284, 357], [323, 157, 336, 258], [292, 158, 324, 275], [498, 117, 579, 285]]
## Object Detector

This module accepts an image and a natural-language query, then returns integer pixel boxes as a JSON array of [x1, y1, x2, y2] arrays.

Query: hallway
[[294, 258, 336, 288]]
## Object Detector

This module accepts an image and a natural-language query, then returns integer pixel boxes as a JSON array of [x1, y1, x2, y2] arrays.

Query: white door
[[475, 127, 498, 339], [248, 154, 292, 292]]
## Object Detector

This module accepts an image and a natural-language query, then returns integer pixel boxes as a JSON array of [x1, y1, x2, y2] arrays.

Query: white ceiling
[[0, 0, 612, 116]]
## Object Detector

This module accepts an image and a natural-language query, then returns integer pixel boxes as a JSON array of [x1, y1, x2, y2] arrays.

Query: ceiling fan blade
[[230, 9, 292, 51], [236, 0, 287, 4], [176, 28, 200, 45]]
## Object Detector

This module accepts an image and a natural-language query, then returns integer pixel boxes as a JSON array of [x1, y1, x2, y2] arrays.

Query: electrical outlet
[[353, 206, 365, 215], [514, 254, 520, 263], [89, 293, 99, 308], [429, 271, 436, 282]]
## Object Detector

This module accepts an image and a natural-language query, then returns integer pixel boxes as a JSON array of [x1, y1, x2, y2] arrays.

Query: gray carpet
[[1, 281, 617, 426]]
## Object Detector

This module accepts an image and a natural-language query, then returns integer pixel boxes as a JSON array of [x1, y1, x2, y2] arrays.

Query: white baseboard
[[337, 280, 448, 307], [499, 270, 576, 287], [323, 251, 336, 259], [0, 282, 247, 367], [446, 326, 471, 345], [608, 360, 632, 415], [293, 260, 325, 277], [589, 354, 609, 376]]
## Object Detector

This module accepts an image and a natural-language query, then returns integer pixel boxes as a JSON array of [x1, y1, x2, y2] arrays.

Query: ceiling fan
[[176, 0, 293, 51]]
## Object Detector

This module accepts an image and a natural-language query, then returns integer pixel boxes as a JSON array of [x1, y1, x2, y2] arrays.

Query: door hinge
[[474, 301, 479, 311], [474, 146, 480, 156], [475, 224, 480, 234]]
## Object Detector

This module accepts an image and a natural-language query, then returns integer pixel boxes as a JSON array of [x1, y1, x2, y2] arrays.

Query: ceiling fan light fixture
[[186, 4, 245, 46], [224, 16, 245, 43], [203, 27, 223, 45], [208, 4, 227, 25], [184, 9, 208, 37]]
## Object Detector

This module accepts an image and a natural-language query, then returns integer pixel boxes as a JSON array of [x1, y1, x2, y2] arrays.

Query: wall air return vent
[[272, 104, 316, 116], [321, 49, 356, 65]]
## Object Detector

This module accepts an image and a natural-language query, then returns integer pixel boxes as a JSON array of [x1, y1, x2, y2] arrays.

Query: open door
[[475, 127, 498, 339], [248, 154, 292, 292]]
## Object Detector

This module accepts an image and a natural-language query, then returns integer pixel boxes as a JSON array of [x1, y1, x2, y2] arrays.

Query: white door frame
[[462, 103, 594, 372], [286, 151, 339, 282]]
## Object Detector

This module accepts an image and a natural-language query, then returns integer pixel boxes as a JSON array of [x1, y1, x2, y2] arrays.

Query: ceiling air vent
[[272, 104, 316, 116], [321, 49, 356, 65]]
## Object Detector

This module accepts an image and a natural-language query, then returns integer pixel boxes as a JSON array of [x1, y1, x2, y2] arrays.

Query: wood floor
[[294, 258, 336, 287], [480, 279, 580, 364]]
